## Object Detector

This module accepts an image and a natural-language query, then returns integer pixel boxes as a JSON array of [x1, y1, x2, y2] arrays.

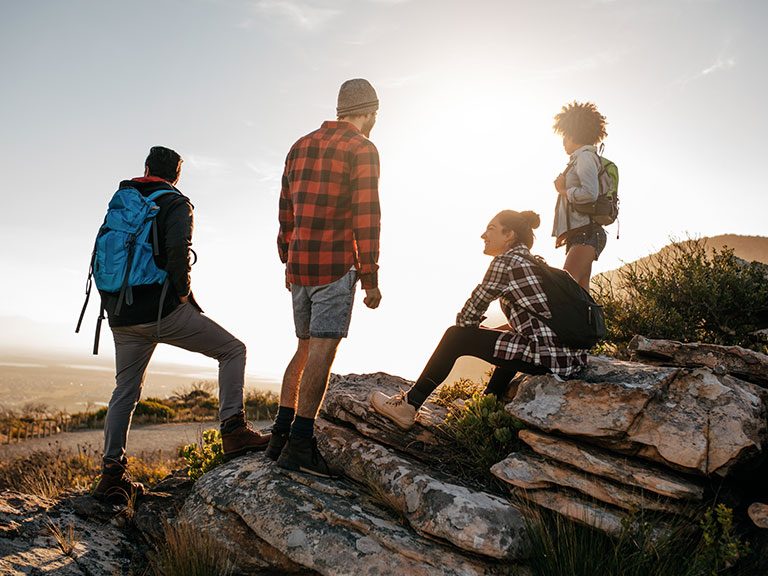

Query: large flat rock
[[181, 454, 526, 576], [518, 429, 704, 500], [509, 356, 677, 440], [629, 335, 768, 386], [316, 419, 529, 560], [321, 373, 455, 463], [491, 452, 692, 516]]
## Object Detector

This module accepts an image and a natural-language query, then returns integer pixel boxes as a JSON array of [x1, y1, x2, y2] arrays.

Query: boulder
[[509, 357, 767, 476], [0, 489, 138, 576], [749, 502, 768, 529], [517, 429, 704, 500], [629, 335, 768, 386], [508, 356, 677, 440], [316, 419, 529, 560], [180, 453, 526, 576], [626, 369, 766, 475], [321, 373, 455, 463], [513, 487, 626, 537], [491, 452, 692, 515]]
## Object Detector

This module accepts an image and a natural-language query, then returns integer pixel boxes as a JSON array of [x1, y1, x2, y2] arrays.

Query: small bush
[[700, 503, 752, 574], [136, 400, 175, 420], [432, 378, 485, 408], [521, 500, 752, 576], [180, 429, 225, 481], [593, 238, 768, 354], [149, 520, 232, 576], [244, 389, 279, 421], [442, 392, 525, 484]]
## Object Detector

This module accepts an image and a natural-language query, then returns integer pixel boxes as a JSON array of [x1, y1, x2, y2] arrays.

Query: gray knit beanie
[[336, 78, 379, 117]]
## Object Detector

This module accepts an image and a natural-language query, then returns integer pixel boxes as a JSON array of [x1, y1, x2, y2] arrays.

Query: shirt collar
[[506, 242, 531, 256], [570, 144, 597, 161], [322, 120, 362, 134]]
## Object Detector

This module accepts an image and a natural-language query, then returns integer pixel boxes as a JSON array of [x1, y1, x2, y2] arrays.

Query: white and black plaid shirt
[[456, 244, 587, 377]]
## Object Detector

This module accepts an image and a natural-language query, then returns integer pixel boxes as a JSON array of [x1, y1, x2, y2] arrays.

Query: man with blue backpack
[[79, 146, 270, 503]]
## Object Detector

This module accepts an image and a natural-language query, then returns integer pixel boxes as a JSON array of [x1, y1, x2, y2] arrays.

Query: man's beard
[[362, 116, 376, 138]]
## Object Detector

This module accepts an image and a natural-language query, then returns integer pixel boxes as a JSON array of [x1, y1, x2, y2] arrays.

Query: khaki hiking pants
[[103, 302, 245, 469]]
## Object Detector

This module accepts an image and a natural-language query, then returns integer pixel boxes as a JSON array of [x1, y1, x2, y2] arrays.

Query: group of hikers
[[81, 78, 614, 502]]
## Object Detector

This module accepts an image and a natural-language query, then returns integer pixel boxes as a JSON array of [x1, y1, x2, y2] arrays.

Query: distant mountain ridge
[[593, 234, 768, 289]]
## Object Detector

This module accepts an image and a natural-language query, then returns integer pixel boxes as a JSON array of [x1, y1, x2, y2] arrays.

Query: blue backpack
[[76, 187, 180, 353]]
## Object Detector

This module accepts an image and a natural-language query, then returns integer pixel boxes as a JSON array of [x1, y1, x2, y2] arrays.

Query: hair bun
[[520, 211, 540, 230]]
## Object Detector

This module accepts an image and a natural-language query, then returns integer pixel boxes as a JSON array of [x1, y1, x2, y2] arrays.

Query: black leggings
[[408, 325, 548, 407]]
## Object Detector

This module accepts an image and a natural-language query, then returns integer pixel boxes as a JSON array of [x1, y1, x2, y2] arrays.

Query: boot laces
[[386, 389, 408, 407]]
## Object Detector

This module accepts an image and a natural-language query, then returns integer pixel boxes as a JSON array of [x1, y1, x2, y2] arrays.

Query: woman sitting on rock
[[370, 209, 588, 430]]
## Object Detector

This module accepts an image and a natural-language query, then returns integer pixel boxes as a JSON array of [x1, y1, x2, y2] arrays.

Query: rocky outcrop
[[315, 419, 528, 560], [0, 490, 144, 575], [507, 356, 767, 476], [179, 453, 527, 576], [629, 335, 768, 386], [3, 345, 767, 574], [491, 352, 767, 537], [321, 372, 455, 463], [516, 429, 703, 500]]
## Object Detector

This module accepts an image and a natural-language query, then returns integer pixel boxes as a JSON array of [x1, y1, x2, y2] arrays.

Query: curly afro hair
[[553, 101, 607, 145]]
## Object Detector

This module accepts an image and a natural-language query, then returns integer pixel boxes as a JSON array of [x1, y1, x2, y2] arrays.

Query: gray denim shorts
[[566, 224, 607, 261], [291, 269, 358, 339]]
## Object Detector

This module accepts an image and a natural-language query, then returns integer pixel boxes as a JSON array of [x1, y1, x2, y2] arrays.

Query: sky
[[1, 0, 766, 383]]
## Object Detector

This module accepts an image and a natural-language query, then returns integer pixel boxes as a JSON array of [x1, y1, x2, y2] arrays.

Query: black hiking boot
[[276, 436, 337, 478], [93, 469, 145, 505], [221, 411, 271, 461], [265, 430, 289, 461]]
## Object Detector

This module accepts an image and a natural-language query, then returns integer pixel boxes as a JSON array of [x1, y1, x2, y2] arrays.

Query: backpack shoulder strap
[[146, 188, 181, 202]]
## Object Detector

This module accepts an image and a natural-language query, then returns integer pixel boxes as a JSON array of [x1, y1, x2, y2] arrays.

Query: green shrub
[[136, 400, 175, 420], [442, 392, 525, 484], [244, 390, 279, 421], [180, 429, 225, 481], [432, 378, 485, 408], [700, 504, 751, 574], [593, 238, 768, 354], [521, 501, 752, 576]]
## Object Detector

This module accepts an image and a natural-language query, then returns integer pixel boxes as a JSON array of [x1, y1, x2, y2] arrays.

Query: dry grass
[[46, 517, 80, 557], [149, 520, 232, 576]]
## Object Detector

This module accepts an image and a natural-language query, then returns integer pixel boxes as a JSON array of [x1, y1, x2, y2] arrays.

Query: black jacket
[[100, 177, 199, 327]]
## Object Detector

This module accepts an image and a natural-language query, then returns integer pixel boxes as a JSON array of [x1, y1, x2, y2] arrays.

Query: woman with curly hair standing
[[552, 101, 609, 291]]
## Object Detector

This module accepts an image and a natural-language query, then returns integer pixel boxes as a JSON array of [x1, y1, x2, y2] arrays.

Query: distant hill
[[593, 234, 768, 290]]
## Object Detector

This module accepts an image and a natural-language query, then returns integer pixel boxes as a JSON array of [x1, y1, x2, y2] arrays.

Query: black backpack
[[512, 253, 605, 349]]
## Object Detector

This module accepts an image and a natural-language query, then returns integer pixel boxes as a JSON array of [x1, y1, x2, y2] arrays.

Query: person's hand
[[554, 173, 567, 195], [285, 267, 291, 291], [363, 287, 382, 309]]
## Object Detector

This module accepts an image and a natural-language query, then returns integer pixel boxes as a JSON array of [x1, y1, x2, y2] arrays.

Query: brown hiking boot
[[221, 411, 271, 461], [93, 470, 145, 505], [265, 430, 289, 461], [276, 435, 338, 478]]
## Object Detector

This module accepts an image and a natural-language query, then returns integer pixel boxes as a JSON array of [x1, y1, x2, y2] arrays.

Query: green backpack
[[569, 151, 619, 226]]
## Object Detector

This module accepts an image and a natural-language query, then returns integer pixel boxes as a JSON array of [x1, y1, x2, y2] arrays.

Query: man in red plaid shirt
[[269, 79, 382, 477]]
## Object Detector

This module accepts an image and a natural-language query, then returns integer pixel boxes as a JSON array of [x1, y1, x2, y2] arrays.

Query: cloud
[[184, 155, 228, 173], [249, 0, 342, 31], [676, 56, 736, 86]]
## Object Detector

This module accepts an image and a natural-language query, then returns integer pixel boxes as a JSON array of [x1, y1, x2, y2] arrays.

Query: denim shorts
[[566, 224, 607, 261], [291, 269, 358, 339]]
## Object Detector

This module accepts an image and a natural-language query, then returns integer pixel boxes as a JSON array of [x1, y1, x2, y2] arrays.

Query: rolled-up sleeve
[[456, 257, 508, 327]]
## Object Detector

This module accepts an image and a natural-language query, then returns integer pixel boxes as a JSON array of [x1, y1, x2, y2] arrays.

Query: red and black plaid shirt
[[278, 121, 381, 289]]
